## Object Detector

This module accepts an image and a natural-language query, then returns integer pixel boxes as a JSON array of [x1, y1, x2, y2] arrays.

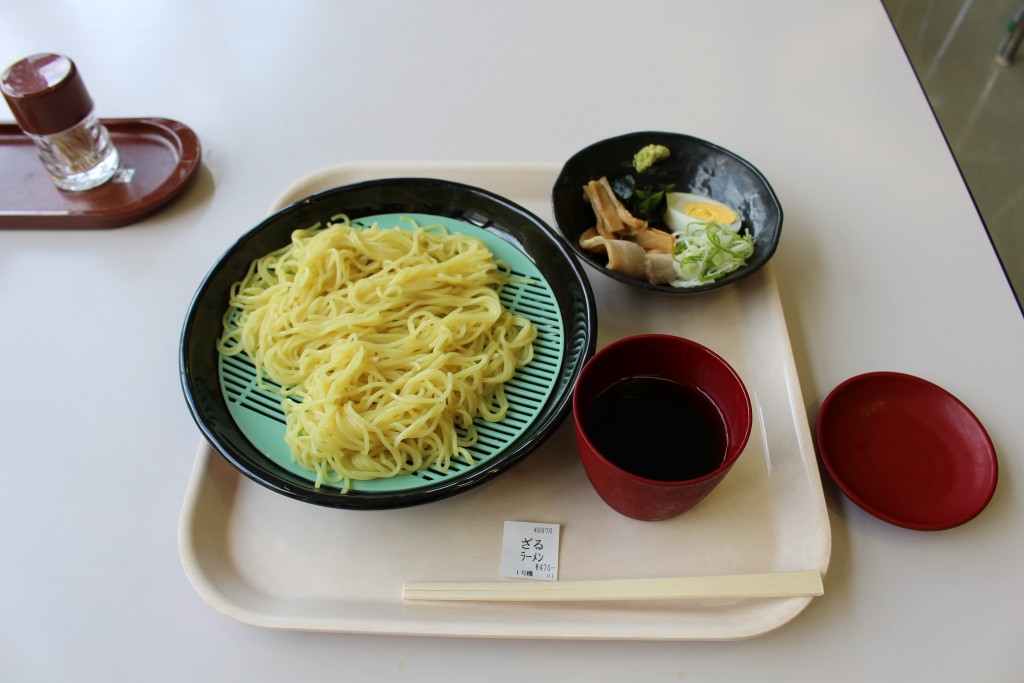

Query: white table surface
[[2, 1, 1022, 681]]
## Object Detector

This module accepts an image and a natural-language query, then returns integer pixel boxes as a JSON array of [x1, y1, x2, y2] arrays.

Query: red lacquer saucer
[[815, 372, 997, 531]]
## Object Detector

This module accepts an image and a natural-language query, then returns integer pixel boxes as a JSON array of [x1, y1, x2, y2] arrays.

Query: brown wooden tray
[[0, 117, 201, 229]]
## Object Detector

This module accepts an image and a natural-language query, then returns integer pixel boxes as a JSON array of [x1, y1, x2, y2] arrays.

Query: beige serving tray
[[178, 161, 831, 640]]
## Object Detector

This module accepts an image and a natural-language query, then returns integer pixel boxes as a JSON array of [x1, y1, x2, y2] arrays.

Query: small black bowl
[[180, 178, 597, 510], [552, 131, 783, 294]]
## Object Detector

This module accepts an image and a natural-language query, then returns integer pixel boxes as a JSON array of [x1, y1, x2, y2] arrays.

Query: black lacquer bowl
[[552, 131, 783, 294], [180, 178, 597, 510]]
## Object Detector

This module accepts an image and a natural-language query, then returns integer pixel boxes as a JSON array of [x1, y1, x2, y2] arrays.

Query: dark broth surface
[[583, 376, 727, 481]]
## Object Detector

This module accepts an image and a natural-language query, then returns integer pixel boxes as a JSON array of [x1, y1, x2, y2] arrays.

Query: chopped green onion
[[671, 221, 755, 287]]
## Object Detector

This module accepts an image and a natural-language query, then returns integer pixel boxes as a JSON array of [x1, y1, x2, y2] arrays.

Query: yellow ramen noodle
[[218, 217, 537, 491]]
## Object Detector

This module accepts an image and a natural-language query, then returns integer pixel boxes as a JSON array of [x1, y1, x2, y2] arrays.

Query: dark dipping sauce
[[583, 375, 727, 481]]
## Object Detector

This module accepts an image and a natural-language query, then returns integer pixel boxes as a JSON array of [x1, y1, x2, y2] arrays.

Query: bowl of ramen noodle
[[180, 178, 597, 509]]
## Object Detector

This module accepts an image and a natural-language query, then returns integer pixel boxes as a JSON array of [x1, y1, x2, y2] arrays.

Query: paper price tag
[[500, 521, 560, 581]]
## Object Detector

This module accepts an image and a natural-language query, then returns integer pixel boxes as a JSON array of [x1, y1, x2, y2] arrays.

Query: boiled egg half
[[665, 192, 742, 233]]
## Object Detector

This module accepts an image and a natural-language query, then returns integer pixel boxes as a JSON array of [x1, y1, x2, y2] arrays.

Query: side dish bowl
[[180, 178, 597, 510], [551, 131, 783, 294]]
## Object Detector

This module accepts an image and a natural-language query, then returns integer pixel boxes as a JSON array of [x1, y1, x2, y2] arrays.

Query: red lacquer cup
[[572, 334, 752, 521]]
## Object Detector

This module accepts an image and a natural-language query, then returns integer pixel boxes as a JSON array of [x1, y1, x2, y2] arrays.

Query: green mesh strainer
[[217, 213, 565, 493]]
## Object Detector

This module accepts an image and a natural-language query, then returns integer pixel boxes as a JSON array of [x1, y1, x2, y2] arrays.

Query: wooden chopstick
[[403, 570, 823, 602]]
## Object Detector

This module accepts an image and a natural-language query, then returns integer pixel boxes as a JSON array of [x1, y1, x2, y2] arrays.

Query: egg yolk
[[684, 202, 739, 225]]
